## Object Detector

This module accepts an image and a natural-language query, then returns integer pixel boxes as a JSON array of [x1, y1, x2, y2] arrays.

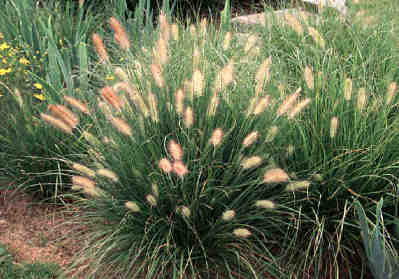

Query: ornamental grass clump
[[42, 15, 315, 278]]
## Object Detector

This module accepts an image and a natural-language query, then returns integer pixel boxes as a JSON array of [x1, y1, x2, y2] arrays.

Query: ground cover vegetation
[[1, 0, 399, 278]]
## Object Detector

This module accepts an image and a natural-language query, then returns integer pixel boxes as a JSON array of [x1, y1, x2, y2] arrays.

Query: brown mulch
[[0, 185, 86, 271]]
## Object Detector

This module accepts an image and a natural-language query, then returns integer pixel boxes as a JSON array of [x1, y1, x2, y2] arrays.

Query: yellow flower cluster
[[0, 42, 10, 51], [0, 68, 11, 75], [0, 36, 45, 101]]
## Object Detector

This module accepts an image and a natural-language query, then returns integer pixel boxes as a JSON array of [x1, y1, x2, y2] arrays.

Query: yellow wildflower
[[33, 94, 45, 101], [19, 57, 30, 65], [0, 68, 11, 75], [0, 43, 10, 51], [33, 83, 43, 90], [105, 74, 115, 80]]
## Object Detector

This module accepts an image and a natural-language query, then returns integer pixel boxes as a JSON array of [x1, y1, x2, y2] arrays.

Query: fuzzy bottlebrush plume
[[386, 82, 397, 105], [249, 96, 270, 116], [168, 140, 183, 161], [242, 131, 258, 148], [233, 228, 251, 238], [287, 98, 311, 119], [255, 57, 272, 95], [119, 83, 149, 117], [286, 180, 311, 191], [171, 23, 179, 41], [183, 79, 193, 101], [72, 184, 104, 198], [241, 156, 262, 169], [92, 33, 109, 63], [100, 86, 123, 111], [255, 200, 275, 209], [357, 87, 367, 111], [159, 158, 173, 174], [153, 36, 169, 66], [64, 96, 89, 115], [263, 168, 289, 183], [192, 47, 200, 71], [303, 66, 314, 90], [109, 116, 132, 136], [192, 70, 204, 97], [223, 31, 232, 50], [207, 93, 219, 117], [40, 113, 73, 134], [109, 17, 130, 50], [174, 89, 185, 116], [176, 206, 191, 218], [213, 60, 234, 94], [344, 77, 352, 101], [72, 175, 96, 189], [84, 186, 105, 198], [184, 106, 194, 128], [72, 163, 96, 178], [284, 13, 304, 35], [173, 161, 189, 178], [277, 87, 301, 117], [48, 104, 79, 128], [97, 168, 119, 182], [125, 201, 140, 212], [222, 210, 235, 221], [330, 116, 339, 138], [147, 92, 159, 122], [151, 63, 164, 88], [209, 128, 224, 147], [146, 194, 157, 207], [307, 27, 326, 49]]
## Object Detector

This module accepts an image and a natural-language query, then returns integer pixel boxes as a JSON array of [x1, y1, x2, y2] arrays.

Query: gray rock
[[231, 8, 316, 29], [301, 0, 347, 15]]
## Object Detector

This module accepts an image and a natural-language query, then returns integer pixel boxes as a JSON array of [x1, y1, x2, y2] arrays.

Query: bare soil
[[0, 184, 85, 271]]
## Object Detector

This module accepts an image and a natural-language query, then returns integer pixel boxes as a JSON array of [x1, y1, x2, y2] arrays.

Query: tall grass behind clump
[[257, 6, 399, 276], [0, 0, 100, 200], [39, 14, 319, 278]]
